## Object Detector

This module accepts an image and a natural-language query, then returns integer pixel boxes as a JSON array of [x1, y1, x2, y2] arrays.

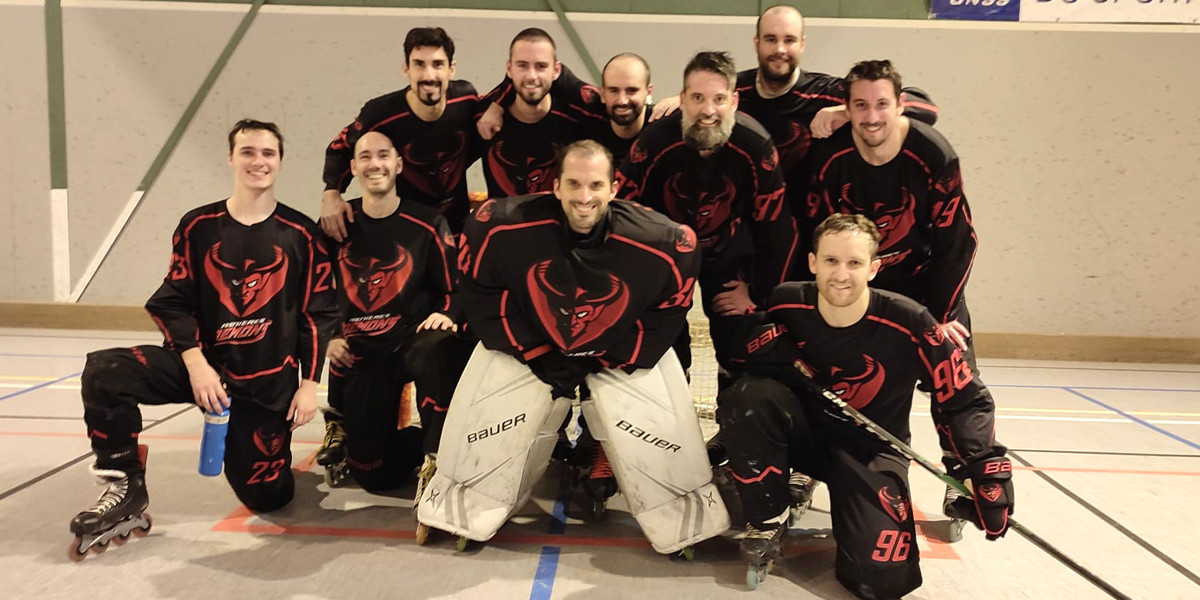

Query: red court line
[[912, 504, 959, 560]]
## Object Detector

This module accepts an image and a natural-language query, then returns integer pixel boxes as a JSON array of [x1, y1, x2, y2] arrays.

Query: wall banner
[[1020, 0, 1199, 24]]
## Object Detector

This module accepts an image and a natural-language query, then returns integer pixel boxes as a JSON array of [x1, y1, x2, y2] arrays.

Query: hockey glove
[[527, 353, 580, 400], [948, 456, 1014, 540]]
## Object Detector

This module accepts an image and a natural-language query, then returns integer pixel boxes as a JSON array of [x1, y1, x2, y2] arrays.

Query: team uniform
[[735, 69, 937, 262], [323, 81, 483, 232], [323, 198, 473, 491], [720, 282, 1006, 598], [480, 68, 607, 198], [615, 111, 798, 371], [418, 194, 730, 552], [80, 200, 339, 512], [597, 109, 650, 165]]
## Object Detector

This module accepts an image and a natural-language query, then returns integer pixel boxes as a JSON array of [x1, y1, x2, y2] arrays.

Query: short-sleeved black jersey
[[807, 120, 975, 322], [459, 194, 699, 371], [146, 201, 340, 410], [323, 81, 483, 232], [330, 199, 458, 356], [615, 111, 797, 301], [731, 282, 1004, 464]]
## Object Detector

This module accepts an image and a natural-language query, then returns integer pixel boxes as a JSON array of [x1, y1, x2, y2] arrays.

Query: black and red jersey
[[732, 282, 1004, 465], [807, 120, 975, 322], [482, 66, 607, 198], [329, 198, 459, 357], [323, 81, 483, 232], [145, 200, 340, 411], [597, 108, 650, 165], [615, 111, 797, 301], [459, 193, 699, 371]]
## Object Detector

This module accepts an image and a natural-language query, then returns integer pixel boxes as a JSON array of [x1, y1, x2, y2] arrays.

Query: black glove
[[947, 457, 1014, 540], [527, 353, 596, 400]]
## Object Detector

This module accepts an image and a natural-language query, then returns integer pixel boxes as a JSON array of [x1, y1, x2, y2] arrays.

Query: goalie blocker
[[418, 345, 728, 552]]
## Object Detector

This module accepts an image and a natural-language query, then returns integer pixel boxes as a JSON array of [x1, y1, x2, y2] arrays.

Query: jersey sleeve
[[145, 218, 203, 353], [427, 215, 460, 319], [614, 139, 647, 203], [745, 139, 798, 300], [925, 158, 977, 322], [917, 311, 1006, 464], [297, 232, 340, 383], [458, 210, 554, 360], [604, 226, 700, 370], [900, 87, 938, 126]]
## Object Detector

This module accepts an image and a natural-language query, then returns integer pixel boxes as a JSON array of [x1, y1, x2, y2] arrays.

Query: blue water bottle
[[199, 406, 230, 477]]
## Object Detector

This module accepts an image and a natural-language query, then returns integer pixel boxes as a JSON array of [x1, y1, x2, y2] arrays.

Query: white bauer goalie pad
[[416, 344, 571, 542], [583, 349, 731, 553]]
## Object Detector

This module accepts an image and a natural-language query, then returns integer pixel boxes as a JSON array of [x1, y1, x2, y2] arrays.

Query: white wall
[[3, 3, 1199, 338]]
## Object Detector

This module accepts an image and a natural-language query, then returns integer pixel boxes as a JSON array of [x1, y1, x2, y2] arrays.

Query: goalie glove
[[947, 456, 1015, 540]]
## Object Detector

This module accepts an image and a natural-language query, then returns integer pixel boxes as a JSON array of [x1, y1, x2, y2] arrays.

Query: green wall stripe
[[137, 0, 266, 191], [546, 0, 601, 83], [45, 0, 67, 190]]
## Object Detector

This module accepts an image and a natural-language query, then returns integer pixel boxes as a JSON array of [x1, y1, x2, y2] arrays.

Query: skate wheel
[[112, 533, 130, 546], [746, 564, 769, 590], [91, 541, 109, 555], [592, 500, 606, 522], [323, 469, 336, 487], [456, 536, 469, 552], [415, 524, 429, 546], [679, 546, 694, 561], [133, 514, 153, 538], [67, 537, 88, 562], [948, 518, 965, 543]]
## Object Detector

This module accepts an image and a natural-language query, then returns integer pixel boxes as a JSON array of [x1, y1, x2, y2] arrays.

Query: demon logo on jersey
[[204, 243, 288, 318], [878, 486, 910, 524], [338, 242, 413, 314], [402, 131, 468, 201], [663, 173, 736, 245], [830, 354, 886, 410], [527, 260, 630, 352], [253, 427, 286, 457], [774, 120, 813, 174], [838, 184, 917, 269], [487, 140, 560, 196]]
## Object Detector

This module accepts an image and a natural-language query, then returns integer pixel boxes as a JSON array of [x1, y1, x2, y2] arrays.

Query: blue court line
[[0, 371, 82, 401], [529, 546, 561, 600], [1064, 387, 1200, 453], [990, 383, 1200, 393]]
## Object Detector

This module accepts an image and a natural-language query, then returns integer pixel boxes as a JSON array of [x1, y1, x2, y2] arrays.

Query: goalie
[[718, 214, 1013, 596], [416, 140, 729, 553]]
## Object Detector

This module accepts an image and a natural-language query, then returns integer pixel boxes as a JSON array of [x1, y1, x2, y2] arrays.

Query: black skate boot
[[413, 453, 437, 545], [942, 454, 969, 542], [787, 471, 820, 525], [741, 521, 786, 590], [706, 429, 728, 467], [316, 420, 348, 487], [584, 445, 617, 520], [68, 467, 152, 561]]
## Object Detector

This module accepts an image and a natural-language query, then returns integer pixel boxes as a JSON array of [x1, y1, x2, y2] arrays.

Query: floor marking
[[1064, 387, 1200, 453], [0, 372, 81, 401]]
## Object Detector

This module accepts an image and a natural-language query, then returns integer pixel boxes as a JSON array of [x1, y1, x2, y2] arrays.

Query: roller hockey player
[[720, 214, 1012, 595]]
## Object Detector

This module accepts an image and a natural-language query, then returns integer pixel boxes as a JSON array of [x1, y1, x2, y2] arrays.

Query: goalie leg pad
[[416, 345, 571, 541], [583, 349, 730, 553]]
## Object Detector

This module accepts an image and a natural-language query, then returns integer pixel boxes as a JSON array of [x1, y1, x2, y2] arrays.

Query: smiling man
[[718, 213, 1012, 597], [419, 140, 729, 554], [321, 27, 483, 239]]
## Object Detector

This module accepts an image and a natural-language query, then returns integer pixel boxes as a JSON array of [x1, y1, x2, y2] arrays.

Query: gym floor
[[1, 327, 1197, 599]]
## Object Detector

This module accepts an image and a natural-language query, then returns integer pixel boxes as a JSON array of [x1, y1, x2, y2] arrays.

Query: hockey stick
[[790, 371, 1132, 600]]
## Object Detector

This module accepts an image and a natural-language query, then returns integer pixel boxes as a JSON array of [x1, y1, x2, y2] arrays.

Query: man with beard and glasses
[[316, 134, 474, 532], [417, 140, 729, 554], [615, 51, 798, 399], [67, 120, 340, 560], [718, 214, 1011, 596], [807, 60, 983, 535], [321, 27, 482, 240], [475, 28, 606, 198]]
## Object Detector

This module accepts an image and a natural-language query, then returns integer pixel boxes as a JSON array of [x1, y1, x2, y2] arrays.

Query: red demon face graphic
[[486, 140, 560, 196], [474, 199, 496, 223], [839, 184, 917, 253], [338, 242, 412, 314], [663, 173, 736, 236], [204, 243, 288, 318], [830, 354, 886, 410], [401, 131, 468, 200], [675, 226, 697, 254], [253, 427, 287, 457], [628, 140, 648, 164], [924, 324, 945, 347], [526, 260, 630, 351], [878, 486, 910, 524]]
